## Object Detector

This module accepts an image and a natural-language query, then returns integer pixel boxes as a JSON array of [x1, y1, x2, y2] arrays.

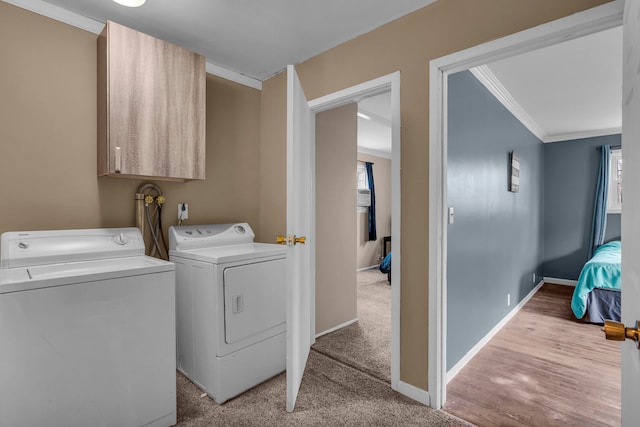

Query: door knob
[[276, 235, 307, 246], [602, 320, 640, 348]]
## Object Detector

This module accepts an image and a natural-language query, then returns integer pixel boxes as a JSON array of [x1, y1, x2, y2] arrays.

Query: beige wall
[[258, 0, 611, 390], [315, 103, 358, 334], [257, 71, 287, 243], [357, 153, 391, 269], [0, 2, 262, 240]]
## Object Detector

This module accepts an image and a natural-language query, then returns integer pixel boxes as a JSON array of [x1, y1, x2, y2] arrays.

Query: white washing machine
[[0, 228, 176, 427], [168, 223, 287, 404]]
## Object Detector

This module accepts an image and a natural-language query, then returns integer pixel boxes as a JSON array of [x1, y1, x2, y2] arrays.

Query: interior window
[[357, 162, 368, 190], [607, 149, 622, 214]]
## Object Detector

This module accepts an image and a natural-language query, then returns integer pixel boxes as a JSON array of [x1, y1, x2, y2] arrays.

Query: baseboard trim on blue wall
[[543, 277, 578, 287], [446, 280, 545, 383]]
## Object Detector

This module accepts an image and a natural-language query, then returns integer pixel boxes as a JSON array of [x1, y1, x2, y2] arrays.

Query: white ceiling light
[[357, 112, 371, 120], [112, 0, 146, 7]]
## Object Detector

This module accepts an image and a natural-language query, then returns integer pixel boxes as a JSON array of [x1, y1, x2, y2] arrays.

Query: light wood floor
[[444, 284, 621, 426]]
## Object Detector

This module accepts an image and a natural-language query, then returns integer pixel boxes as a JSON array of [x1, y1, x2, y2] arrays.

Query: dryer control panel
[[168, 223, 255, 251]]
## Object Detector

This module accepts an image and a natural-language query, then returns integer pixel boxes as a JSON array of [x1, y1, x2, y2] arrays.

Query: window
[[607, 149, 622, 214], [357, 162, 368, 190], [357, 162, 370, 213]]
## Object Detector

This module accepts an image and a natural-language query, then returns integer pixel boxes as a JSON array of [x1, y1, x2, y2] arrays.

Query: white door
[[285, 64, 314, 413], [621, 1, 640, 425]]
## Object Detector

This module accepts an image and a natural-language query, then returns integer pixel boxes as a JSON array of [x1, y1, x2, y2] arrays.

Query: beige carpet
[[175, 269, 470, 426], [176, 349, 469, 426], [312, 268, 391, 383]]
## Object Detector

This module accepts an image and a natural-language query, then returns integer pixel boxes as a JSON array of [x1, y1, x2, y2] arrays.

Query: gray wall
[[447, 70, 544, 370], [542, 134, 622, 280]]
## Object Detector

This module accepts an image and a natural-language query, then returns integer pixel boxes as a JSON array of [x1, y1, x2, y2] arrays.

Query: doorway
[[428, 0, 624, 411], [312, 91, 394, 384], [305, 72, 403, 391]]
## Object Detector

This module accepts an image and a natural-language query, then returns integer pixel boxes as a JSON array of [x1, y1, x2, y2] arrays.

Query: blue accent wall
[[447, 70, 623, 371], [542, 134, 622, 280], [447, 70, 544, 370]]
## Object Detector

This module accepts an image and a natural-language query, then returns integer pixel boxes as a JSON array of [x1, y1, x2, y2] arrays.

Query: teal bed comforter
[[571, 241, 621, 319]]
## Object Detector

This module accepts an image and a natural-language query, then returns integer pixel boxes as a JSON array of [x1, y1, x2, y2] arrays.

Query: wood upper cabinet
[[97, 21, 206, 181]]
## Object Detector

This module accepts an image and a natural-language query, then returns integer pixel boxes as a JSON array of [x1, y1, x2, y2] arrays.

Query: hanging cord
[[137, 183, 168, 259]]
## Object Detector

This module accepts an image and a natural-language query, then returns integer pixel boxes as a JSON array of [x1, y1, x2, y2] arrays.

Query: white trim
[[4, 0, 263, 90], [357, 146, 392, 159], [544, 127, 621, 143], [446, 280, 544, 383], [308, 71, 402, 392], [428, 0, 624, 410], [357, 265, 380, 272], [543, 277, 578, 287], [315, 318, 358, 338], [470, 65, 621, 143], [396, 380, 430, 406], [4, 0, 105, 33], [470, 65, 547, 142], [205, 63, 262, 91]]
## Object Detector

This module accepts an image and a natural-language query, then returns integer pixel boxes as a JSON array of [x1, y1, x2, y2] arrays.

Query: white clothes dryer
[[168, 223, 287, 404], [0, 228, 176, 427]]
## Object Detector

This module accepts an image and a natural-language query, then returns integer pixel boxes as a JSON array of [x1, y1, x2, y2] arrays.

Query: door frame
[[307, 71, 402, 389], [427, 1, 624, 409]]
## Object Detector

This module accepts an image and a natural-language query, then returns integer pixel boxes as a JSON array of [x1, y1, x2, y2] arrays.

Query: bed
[[571, 241, 621, 323]]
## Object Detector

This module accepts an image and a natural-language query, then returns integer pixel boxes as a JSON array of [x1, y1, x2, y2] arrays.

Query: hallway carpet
[[175, 269, 469, 426], [313, 268, 392, 383], [176, 349, 469, 426]]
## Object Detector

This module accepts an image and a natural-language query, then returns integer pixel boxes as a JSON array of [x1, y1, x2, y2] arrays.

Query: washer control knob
[[234, 225, 246, 234], [113, 233, 128, 245], [18, 241, 29, 250]]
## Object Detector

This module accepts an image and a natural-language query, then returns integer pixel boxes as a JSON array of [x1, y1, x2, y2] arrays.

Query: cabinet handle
[[115, 146, 121, 173]]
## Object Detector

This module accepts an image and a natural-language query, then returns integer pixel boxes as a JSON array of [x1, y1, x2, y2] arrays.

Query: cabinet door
[[100, 21, 205, 181]]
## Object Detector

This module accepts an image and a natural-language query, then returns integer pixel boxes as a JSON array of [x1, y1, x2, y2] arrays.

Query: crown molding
[[4, 0, 262, 90], [470, 65, 548, 141], [542, 126, 621, 142], [470, 65, 621, 143], [357, 146, 392, 160], [4, 0, 105, 33], [205, 63, 262, 90]]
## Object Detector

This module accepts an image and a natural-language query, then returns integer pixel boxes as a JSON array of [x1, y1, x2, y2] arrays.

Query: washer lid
[[170, 242, 286, 264], [0, 256, 174, 294]]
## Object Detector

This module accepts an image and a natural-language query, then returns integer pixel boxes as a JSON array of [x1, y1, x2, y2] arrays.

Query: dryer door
[[223, 259, 286, 344]]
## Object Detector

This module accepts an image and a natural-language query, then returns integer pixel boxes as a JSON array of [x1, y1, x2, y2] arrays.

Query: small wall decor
[[509, 151, 520, 193]]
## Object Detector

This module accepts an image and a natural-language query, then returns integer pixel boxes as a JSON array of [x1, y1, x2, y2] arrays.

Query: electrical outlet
[[178, 203, 188, 220], [532, 273, 536, 283], [377, 253, 382, 260], [507, 293, 511, 307]]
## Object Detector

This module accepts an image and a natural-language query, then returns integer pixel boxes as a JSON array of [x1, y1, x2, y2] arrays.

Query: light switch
[[448, 207, 455, 224]]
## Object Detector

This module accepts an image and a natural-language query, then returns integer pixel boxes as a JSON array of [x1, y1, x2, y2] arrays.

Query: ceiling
[[9, 0, 621, 151], [358, 26, 622, 156], [471, 25, 622, 143], [358, 92, 392, 158], [35, 0, 438, 81]]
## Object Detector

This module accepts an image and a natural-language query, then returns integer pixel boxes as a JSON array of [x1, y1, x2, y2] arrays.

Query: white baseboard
[[357, 265, 380, 272], [315, 318, 358, 338], [446, 279, 545, 383], [543, 277, 577, 287], [395, 380, 430, 406]]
